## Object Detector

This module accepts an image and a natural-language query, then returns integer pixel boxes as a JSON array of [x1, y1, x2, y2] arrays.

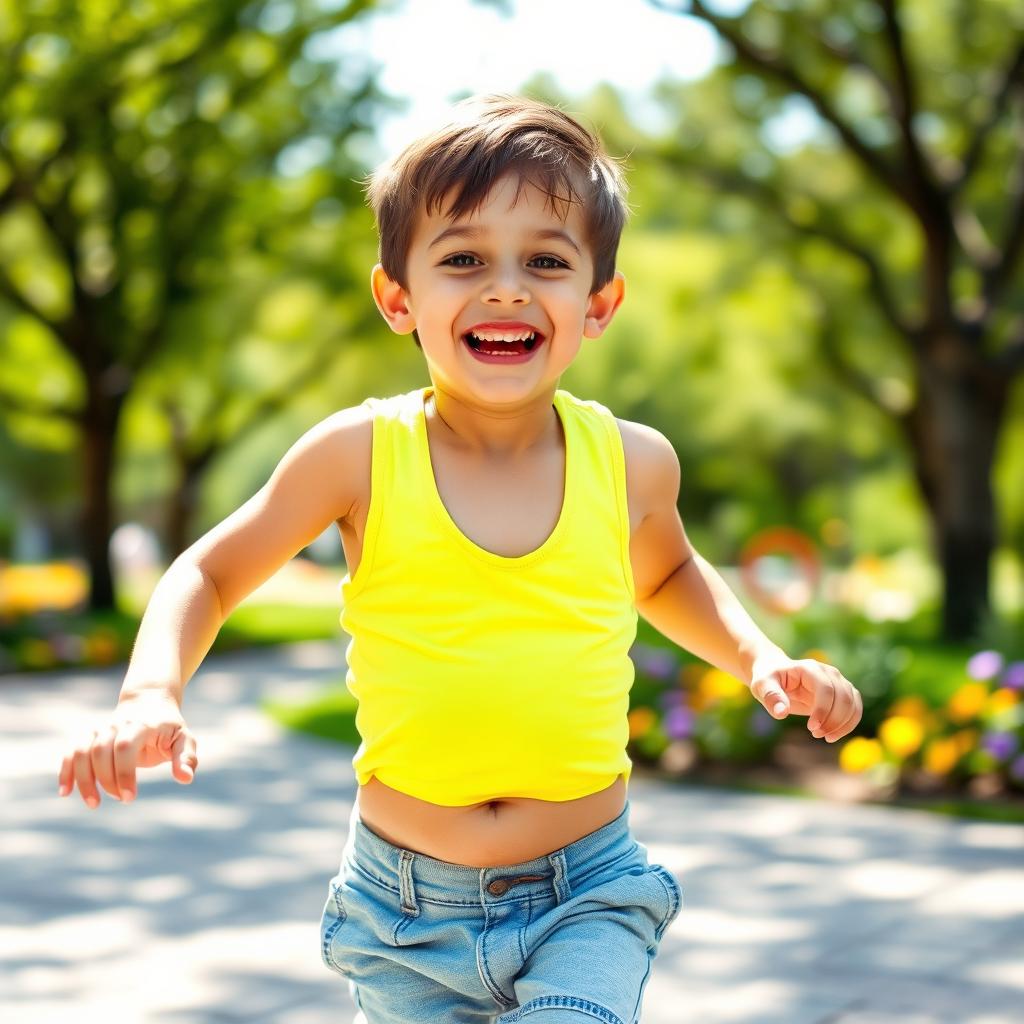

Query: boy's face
[[371, 171, 624, 405]]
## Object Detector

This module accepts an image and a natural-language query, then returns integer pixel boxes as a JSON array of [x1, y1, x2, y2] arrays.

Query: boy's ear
[[371, 264, 417, 335], [583, 270, 625, 339]]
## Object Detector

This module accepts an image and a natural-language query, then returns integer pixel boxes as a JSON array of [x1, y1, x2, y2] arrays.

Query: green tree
[[0, 0, 387, 608], [634, 0, 1024, 640]]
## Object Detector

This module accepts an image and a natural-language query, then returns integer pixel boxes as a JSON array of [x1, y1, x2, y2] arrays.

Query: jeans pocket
[[645, 863, 684, 941], [320, 880, 352, 977]]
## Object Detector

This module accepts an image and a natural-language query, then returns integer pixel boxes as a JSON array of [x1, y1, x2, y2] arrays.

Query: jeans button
[[487, 879, 510, 896]]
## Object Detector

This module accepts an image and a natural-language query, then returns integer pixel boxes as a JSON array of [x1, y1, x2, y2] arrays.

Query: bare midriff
[[356, 773, 628, 868]]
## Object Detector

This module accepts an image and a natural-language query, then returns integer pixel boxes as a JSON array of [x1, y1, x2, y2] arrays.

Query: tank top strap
[[338, 391, 413, 602]]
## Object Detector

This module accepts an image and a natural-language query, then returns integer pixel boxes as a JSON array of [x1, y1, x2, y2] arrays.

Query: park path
[[2, 639, 1022, 1023]]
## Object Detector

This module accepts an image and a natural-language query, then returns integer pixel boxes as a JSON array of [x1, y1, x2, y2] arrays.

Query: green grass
[[262, 682, 361, 747], [218, 602, 342, 646]]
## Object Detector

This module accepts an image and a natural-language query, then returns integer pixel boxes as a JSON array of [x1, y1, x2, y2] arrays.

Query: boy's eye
[[531, 255, 569, 269], [440, 253, 569, 270]]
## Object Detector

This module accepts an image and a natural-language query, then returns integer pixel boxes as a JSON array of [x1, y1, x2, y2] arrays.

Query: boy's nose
[[482, 269, 531, 304]]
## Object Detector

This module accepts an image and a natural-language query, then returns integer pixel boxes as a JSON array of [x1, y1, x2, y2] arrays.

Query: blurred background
[[2, 0, 1023, 814]]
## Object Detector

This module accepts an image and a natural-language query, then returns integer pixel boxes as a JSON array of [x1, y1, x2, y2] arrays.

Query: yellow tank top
[[338, 384, 637, 806]]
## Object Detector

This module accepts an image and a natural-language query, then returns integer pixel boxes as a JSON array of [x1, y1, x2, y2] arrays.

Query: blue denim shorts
[[319, 799, 683, 1023]]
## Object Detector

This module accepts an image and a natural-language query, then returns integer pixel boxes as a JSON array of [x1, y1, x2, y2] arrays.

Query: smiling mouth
[[462, 331, 542, 354]]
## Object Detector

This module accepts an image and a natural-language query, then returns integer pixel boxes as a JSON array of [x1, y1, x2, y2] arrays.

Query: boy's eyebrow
[[428, 224, 582, 256]]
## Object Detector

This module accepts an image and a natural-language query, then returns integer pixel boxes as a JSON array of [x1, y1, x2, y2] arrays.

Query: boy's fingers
[[111, 722, 145, 801], [71, 738, 100, 807], [89, 725, 124, 802], [753, 672, 790, 717], [170, 729, 199, 783], [807, 679, 837, 734]]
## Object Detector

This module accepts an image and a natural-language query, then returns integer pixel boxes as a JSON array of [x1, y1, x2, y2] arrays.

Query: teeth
[[468, 330, 537, 343]]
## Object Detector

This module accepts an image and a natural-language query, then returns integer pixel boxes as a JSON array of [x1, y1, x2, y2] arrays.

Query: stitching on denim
[[349, 861, 400, 894], [497, 994, 626, 1023], [398, 850, 420, 918], [330, 881, 346, 916], [630, 954, 655, 1024], [519, 896, 534, 964], [646, 866, 681, 940], [350, 862, 536, 907], [477, 913, 517, 1009], [321, 908, 348, 974]]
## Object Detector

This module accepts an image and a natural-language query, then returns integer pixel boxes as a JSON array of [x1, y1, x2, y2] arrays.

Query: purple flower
[[658, 689, 684, 711], [664, 706, 696, 739], [1010, 754, 1024, 783], [630, 644, 680, 681], [1002, 661, 1024, 691], [981, 731, 1019, 761], [967, 650, 1004, 681]]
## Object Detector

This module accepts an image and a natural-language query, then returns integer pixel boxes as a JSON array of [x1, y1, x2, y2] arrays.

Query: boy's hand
[[57, 692, 199, 808], [748, 653, 863, 743]]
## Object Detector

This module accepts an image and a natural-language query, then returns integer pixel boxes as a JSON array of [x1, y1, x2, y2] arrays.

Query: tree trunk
[[900, 335, 1009, 642], [81, 392, 126, 611]]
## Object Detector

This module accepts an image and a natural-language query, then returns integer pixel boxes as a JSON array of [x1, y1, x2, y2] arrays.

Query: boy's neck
[[426, 385, 561, 460]]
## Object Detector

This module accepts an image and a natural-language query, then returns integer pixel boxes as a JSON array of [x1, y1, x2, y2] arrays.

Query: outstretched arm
[[630, 426, 862, 743]]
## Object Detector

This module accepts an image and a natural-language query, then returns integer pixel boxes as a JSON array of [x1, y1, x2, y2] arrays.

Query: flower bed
[[626, 640, 1024, 800]]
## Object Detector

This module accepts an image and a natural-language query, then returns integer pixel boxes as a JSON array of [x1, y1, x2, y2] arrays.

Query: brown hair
[[361, 93, 632, 348]]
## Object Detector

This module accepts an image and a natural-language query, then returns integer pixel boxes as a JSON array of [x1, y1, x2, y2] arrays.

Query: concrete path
[[2, 640, 1022, 1023]]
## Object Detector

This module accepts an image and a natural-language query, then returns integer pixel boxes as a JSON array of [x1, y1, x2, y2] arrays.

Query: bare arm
[[118, 560, 225, 707], [119, 404, 370, 706], [630, 424, 862, 740], [628, 424, 784, 683], [59, 405, 370, 808]]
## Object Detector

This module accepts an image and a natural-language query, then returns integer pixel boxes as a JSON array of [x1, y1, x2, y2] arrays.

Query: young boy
[[58, 94, 862, 1023]]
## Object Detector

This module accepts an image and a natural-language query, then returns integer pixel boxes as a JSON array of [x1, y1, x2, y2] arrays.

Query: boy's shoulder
[[610, 414, 681, 524], [315, 388, 420, 523], [611, 413, 678, 475], [295, 401, 377, 526]]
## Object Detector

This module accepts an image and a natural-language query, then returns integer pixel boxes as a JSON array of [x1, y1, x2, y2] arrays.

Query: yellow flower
[[700, 671, 749, 704], [951, 729, 979, 756], [888, 695, 930, 720], [947, 682, 988, 723], [878, 715, 925, 758], [628, 706, 657, 739], [839, 737, 884, 773], [923, 737, 961, 776], [987, 688, 1019, 714], [887, 695, 939, 731]]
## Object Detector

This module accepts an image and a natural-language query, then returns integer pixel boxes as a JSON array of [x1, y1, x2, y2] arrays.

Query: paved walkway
[[2, 640, 1022, 1023]]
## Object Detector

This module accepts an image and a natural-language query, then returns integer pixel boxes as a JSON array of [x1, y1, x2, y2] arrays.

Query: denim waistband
[[342, 799, 637, 909]]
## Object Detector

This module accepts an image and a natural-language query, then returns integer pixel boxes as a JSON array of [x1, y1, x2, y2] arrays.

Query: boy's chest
[[337, 417, 649, 581]]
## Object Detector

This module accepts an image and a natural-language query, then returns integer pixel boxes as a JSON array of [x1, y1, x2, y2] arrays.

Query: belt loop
[[547, 850, 571, 905], [398, 850, 420, 917]]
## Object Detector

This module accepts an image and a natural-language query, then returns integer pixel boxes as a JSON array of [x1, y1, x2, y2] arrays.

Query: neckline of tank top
[[414, 385, 573, 567]]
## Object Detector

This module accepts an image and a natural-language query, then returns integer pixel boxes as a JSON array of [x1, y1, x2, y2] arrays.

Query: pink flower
[[967, 650, 1004, 680]]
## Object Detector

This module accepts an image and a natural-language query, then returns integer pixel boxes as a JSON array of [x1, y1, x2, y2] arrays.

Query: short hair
[[361, 93, 632, 348]]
